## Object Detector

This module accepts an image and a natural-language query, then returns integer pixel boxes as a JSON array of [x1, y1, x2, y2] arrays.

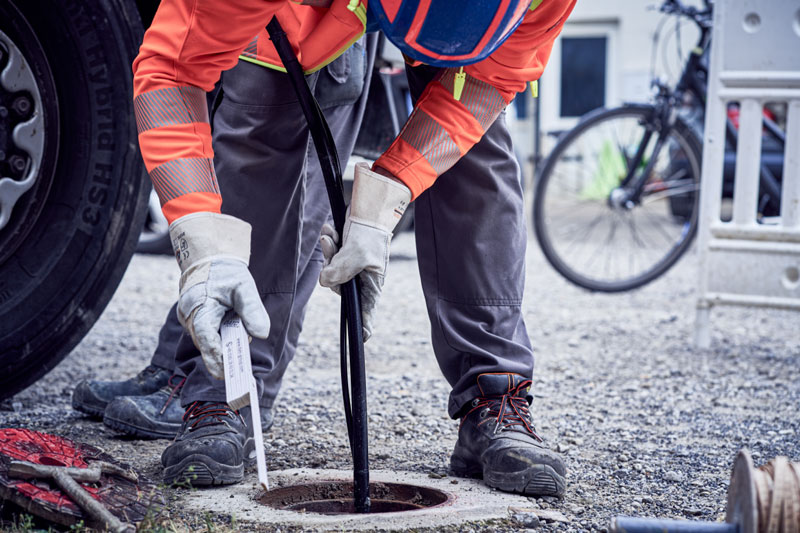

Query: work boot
[[72, 364, 172, 417], [450, 373, 567, 497], [103, 376, 187, 439], [161, 401, 255, 486], [104, 376, 275, 440]]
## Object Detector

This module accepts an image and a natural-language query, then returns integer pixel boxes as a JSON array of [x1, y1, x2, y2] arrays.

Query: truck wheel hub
[[0, 28, 45, 233]]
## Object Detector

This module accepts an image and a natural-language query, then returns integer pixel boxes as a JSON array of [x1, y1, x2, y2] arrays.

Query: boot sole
[[450, 456, 566, 497], [103, 413, 178, 440], [71, 397, 106, 418], [484, 463, 565, 497], [163, 454, 244, 487]]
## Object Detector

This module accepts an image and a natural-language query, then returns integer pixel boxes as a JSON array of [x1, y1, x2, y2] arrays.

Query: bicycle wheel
[[533, 105, 702, 292]]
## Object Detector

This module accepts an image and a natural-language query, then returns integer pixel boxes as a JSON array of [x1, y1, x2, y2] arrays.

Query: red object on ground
[[0, 428, 163, 527]]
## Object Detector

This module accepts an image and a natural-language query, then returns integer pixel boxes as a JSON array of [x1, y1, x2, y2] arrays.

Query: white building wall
[[538, 0, 703, 135]]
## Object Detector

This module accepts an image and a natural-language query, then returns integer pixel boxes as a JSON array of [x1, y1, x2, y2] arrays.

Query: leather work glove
[[169, 212, 270, 379], [319, 162, 411, 341]]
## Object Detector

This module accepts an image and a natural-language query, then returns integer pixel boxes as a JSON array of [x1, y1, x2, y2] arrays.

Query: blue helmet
[[367, 0, 532, 67]]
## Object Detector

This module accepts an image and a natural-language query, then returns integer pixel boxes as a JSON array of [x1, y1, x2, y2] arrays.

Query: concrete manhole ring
[[259, 480, 453, 514], [181, 468, 537, 530]]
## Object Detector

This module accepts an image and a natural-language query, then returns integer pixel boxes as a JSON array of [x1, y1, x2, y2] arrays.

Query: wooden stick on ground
[[9, 460, 135, 533]]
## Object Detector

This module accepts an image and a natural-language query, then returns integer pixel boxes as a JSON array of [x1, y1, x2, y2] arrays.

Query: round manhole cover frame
[[259, 480, 454, 515]]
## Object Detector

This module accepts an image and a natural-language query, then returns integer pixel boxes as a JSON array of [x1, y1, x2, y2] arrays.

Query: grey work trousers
[[149, 51, 534, 419]]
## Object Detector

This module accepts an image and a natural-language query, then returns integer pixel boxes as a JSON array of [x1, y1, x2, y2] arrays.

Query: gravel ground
[[1, 229, 798, 532]]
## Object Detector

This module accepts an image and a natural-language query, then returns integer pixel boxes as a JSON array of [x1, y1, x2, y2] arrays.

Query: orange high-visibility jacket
[[133, 0, 576, 223]]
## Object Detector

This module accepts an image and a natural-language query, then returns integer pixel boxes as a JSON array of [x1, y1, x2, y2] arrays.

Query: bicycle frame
[[617, 12, 710, 205], [619, 1, 784, 214]]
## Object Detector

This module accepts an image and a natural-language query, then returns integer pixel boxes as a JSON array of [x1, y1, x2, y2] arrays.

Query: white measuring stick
[[220, 313, 269, 491]]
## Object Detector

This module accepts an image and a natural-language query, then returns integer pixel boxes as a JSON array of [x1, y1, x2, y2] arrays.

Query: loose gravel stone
[[514, 512, 542, 528], [537, 509, 570, 523]]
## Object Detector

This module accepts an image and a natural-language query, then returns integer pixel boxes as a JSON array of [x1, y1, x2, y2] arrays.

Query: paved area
[[2, 230, 798, 531]]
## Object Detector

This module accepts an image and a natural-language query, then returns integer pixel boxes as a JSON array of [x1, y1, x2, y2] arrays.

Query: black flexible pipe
[[266, 16, 370, 513]]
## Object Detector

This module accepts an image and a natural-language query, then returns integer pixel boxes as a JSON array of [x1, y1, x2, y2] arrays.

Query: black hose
[[341, 304, 354, 449], [266, 16, 370, 513]]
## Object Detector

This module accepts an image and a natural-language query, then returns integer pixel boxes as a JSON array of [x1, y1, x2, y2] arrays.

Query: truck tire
[[0, 0, 148, 399]]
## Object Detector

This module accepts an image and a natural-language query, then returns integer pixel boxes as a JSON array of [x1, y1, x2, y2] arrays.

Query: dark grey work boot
[[104, 376, 275, 440], [450, 373, 567, 497], [72, 365, 172, 417], [161, 402, 255, 486], [103, 376, 186, 439]]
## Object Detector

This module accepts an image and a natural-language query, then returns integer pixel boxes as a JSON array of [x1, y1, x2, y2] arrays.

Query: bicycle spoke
[[640, 207, 685, 246], [550, 204, 604, 236], [641, 182, 699, 204], [581, 214, 619, 272], [624, 213, 647, 250], [558, 211, 607, 257], [625, 215, 650, 278]]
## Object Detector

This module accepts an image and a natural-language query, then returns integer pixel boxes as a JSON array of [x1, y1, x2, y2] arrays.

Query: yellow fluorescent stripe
[[530, 80, 539, 98], [237, 4, 366, 75], [529, 0, 544, 11], [239, 29, 365, 74], [351, 2, 367, 25], [239, 55, 287, 73], [453, 67, 466, 101]]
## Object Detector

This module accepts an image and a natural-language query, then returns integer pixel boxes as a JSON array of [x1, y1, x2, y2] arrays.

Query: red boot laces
[[467, 380, 543, 442], [182, 402, 242, 430], [159, 375, 186, 415]]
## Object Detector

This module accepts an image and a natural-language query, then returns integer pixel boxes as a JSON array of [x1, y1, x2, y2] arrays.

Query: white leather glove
[[169, 212, 270, 379], [319, 162, 411, 341]]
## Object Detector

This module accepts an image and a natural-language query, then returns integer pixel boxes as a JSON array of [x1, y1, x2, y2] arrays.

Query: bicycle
[[532, 0, 785, 292]]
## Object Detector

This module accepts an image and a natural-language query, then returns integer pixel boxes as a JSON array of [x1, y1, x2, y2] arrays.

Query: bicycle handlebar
[[659, 0, 712, 27]]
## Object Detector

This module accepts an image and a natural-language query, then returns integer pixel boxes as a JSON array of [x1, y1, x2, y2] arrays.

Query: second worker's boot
[[72, 365, 172, 417], [103, 376, 275, 440], [103, 376, 186, 439], [450, 373, 567, 497]]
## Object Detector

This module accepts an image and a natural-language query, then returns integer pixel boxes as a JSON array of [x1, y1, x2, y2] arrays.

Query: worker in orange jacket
[[126, 0, 576, 496]]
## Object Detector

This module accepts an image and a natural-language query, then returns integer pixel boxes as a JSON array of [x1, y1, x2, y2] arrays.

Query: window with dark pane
[[560, 36, 607, 117]]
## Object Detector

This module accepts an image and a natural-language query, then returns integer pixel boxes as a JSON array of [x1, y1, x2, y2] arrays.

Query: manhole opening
[[259, 481, 452, 515]]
